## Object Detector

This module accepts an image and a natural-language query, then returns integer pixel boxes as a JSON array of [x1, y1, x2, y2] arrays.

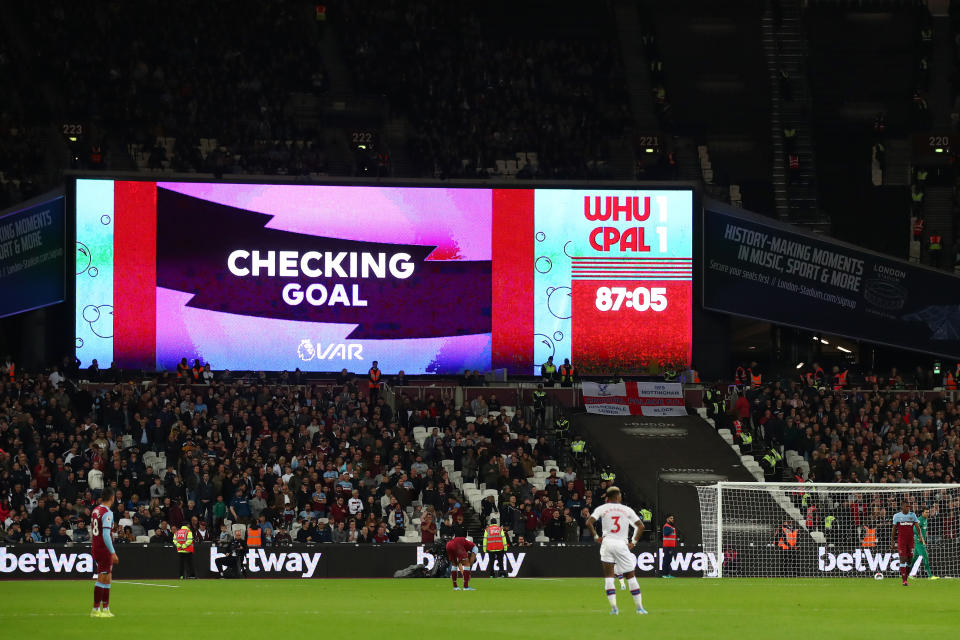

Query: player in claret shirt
[[445, 536, 478, 591], [90, 487, 119, 617], [891, 502, 925, 586]]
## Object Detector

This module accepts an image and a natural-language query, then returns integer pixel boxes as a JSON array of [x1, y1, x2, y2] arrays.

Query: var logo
[[298, 340, 363, 362], [416, 546, 527, 577]]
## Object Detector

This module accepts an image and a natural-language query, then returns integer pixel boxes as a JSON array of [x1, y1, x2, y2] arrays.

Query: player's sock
[[462, 570, 471, 588], [451, 570, 459, 588], [618, 574, 626, 590], [900, 566, 908, 582], [604, 577, 617, 608], [94, 583, 104, 609], [627, 577, 644, 610], [101, 583, 110, 608]]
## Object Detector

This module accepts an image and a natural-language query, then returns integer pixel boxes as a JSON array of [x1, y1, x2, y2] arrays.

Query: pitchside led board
[[73, 179, 692, 374]]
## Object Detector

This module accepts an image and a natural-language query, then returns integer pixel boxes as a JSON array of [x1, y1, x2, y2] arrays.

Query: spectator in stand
[[420, 511, 437, 543]]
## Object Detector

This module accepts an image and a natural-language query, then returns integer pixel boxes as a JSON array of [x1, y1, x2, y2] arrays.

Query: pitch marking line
[[114, 581, 180, 588]]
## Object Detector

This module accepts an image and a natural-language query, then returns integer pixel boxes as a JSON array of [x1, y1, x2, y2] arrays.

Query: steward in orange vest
[[777, 523, 798, 550], [482, 520, 509, 578], [748, 365, 762, 387], [247, 524, 262, 547], [174, 525, 196, 579], [832, 366, 848, 390], [558, 359, 576, 387], [661, 515, 678, 577], [368, 361, 382, 400], [944, 372, 957, 390]]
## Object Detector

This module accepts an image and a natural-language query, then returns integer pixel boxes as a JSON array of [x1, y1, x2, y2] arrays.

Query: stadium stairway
[[613, 0, 659, 131], [763, 0, 820, 222], [572, 411, 755, 548], [919, 186, 954, 267]]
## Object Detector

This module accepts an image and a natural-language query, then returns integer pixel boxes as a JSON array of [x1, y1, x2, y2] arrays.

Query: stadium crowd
[[0, 361, 608, 548], [732, 369, 960, 486], [338, 0, 630, 179]]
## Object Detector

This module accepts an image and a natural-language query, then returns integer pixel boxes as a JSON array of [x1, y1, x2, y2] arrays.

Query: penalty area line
[[114, 581, 180, 588]]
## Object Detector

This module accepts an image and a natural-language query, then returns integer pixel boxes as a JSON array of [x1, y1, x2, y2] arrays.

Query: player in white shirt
[[585, 486, 648, 615]]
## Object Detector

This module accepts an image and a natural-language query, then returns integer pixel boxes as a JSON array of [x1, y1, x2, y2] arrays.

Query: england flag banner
[[582, 381, 686, 416]]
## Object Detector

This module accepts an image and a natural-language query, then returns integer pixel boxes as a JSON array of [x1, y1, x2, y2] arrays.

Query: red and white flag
[[582, 381, 686, 416]]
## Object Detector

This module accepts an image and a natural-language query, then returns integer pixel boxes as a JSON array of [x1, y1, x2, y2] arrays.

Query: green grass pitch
[[1, 578, 957, 639]]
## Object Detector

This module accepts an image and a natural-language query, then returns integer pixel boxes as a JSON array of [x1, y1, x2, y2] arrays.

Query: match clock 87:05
[[594, 286, 668, 311]]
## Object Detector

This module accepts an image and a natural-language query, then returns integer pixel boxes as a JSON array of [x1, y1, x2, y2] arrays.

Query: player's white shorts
[[600, 540, 636, 574]]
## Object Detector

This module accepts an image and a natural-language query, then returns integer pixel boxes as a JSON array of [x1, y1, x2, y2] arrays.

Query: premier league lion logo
[[297, 339, 316, 361]]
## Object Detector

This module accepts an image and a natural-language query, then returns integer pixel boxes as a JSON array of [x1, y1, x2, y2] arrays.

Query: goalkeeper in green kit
[[915, 507, 938, 579]]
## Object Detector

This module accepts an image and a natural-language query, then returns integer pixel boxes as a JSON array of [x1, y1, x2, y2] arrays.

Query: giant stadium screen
[[73, 179, 692, 374]]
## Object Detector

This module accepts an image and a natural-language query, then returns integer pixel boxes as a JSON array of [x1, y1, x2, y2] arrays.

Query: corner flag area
[[2, 578, 957, 639]]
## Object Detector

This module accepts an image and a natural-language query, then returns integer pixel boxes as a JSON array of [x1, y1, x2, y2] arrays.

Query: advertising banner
[[74, 180, 693, 374], [582, 381, 687, 416], [0, 543, 711, 579], [0, 195, 65, 317], [703, 203, 960, 358]]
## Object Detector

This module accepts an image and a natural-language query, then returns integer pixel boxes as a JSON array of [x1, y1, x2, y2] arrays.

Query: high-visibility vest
[[482, 525, 507, 552], [750, 372, 762, 387], [571, 440, 586, 453], [543, 363, 556, 375], [368, 368, 381, 389], [559, 365, 575, 382], [733, 420, 743, 437], [913, 218, 924, 237], [174, 526, 194, 553], [734, 367, 747, 384], [947, 373, 958, 390], [862, 527, 877, 548], [639, 509, 652, 522], [833, 370, 848, 390], [778, 527, 798, 550], [662, 524, 677, 547], [824, 515, 836, 530], [532, 390, 546, 408], [930, 235, 942, 250], [247, 528, 262, 547], [741, 431, 753, 446], [555, 417, 570, 431], [691, 370, 701, 383], [600, 471, 616, 482], [805, 505, 817, 528]]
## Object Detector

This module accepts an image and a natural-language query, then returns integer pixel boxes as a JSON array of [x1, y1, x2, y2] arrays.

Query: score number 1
[[595, 286, 667, 311]]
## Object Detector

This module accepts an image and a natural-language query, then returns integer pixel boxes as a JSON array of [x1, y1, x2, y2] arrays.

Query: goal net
[[696, 482, 960, 578]]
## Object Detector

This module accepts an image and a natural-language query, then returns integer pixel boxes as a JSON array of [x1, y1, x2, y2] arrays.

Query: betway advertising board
[[703, 203, 960, 358], [582, 381, 687, 416], [2, 544, 949, 579], [0, 543, 712, 579]]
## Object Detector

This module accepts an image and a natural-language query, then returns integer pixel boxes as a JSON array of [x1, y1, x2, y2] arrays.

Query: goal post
[[696, 482, 960, 578]]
